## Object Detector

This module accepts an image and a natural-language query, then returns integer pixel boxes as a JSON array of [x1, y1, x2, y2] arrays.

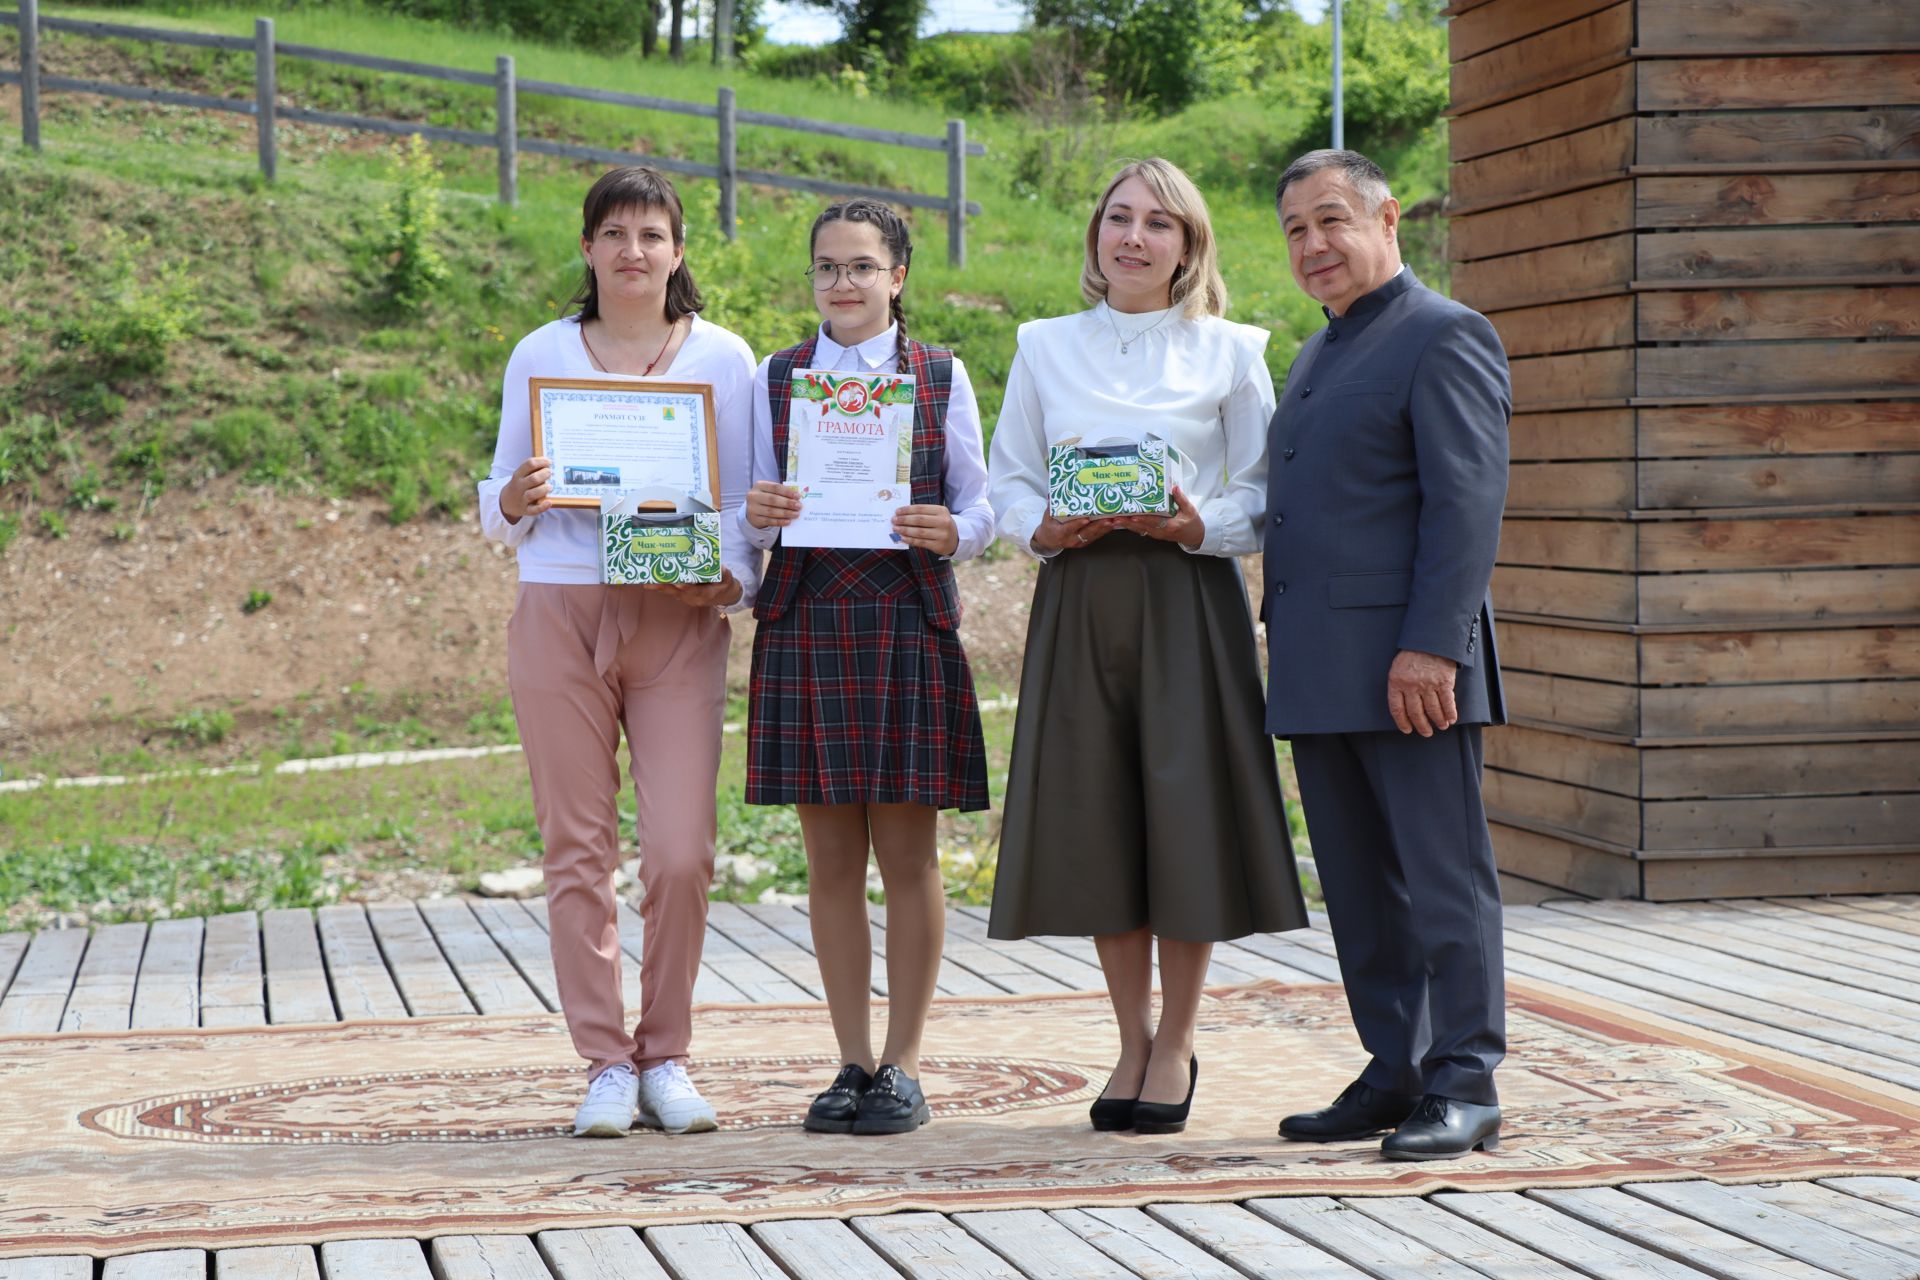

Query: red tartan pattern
[[745, 337, 987, 809], [752, 338, 962, 631], [744, 591, 989, 810]]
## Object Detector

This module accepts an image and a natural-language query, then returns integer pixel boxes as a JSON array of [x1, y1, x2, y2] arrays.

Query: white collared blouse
[[987, 301, 1276, 559]]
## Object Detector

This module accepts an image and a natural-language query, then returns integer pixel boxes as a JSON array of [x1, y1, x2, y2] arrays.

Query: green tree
[[1027, 0, 1251, 116], [803, 0, 932, 64], [1249, 0, 1448, 152]]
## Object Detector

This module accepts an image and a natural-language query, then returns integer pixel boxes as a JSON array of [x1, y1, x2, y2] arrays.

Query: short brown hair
[[568, 166, 704, 323]]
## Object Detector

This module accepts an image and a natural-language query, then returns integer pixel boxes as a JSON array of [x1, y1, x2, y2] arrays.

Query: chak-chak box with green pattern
[[1047, 435, 1181, 519], [601, 490, 722, 585]]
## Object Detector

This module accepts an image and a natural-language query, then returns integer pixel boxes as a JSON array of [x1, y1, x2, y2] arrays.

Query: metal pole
[[716, 86, 737, 240], [946, 118, 966, 269], [254, 18, 276, 181], [1331, 0, 1344, 151], [713, 0, 733, 65], [20, 0, 40, 151], [496, 54, 517, 206]]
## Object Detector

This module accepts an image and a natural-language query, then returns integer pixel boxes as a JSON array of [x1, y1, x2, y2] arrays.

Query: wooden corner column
[[1445, 0, 1920, 900]]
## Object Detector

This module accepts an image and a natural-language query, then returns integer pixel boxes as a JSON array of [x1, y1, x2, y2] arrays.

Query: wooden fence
[[0, 0, 986, 265]]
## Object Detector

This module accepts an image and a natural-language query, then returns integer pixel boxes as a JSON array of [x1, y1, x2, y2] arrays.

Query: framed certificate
[[780, 368, 916, 550], [528, 378, 719, 510]]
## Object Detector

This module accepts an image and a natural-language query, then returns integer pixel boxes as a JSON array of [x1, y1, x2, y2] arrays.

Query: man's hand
[[649, 568, 743, 609], [1387, 648, 1458, 737]]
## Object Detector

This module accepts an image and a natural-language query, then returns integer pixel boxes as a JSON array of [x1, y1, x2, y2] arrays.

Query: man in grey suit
[[1263, 150, 1511, 1160]]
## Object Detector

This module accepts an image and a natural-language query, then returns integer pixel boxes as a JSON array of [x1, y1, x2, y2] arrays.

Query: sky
[[763, 0, 1331, 45]]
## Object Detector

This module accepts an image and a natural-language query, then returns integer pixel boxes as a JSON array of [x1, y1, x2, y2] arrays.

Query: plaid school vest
[[754, 335, 963, 631]]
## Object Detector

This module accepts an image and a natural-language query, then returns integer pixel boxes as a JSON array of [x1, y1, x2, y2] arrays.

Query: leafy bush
[[55, 230, 198, 379], [1029, 0, 1252, 116], [902, 32, 1032, 114], [374, 134, 450, 314], [1249, 0, 1449, 155], [169, 708, 235, 747], [0, 413, 70, 492]]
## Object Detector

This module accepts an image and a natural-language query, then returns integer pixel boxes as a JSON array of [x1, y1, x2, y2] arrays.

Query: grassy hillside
[[0, 2, 1447, 531]]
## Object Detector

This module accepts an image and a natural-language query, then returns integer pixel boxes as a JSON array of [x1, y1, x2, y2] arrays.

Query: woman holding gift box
[[739, 198, 993, 1136], [985, 157, 1307, 1135], [478, 166, 757, 1140]]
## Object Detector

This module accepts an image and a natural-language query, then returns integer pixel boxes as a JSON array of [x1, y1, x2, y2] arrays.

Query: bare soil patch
[[0, 483, 1042, 772]]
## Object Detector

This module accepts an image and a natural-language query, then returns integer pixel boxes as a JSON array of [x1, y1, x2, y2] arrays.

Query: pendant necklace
[[582, 318, 677, 376], [1104, 303, 1172, 354]]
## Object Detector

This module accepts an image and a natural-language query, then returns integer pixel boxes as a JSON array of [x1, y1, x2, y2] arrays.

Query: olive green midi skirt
[[987, 532, 1308, 942]]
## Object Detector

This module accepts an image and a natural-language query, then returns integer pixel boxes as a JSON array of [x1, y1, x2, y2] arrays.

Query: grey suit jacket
[[1262, 269, 1511, 736]]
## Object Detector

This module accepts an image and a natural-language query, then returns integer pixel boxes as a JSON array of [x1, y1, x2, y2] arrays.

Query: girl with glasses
[[737, 198, 993, 1135]]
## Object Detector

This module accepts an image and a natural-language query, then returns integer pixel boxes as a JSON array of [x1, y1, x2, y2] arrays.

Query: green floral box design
[[602, 507, 723, 585], [1048, 435, 1178, 519]]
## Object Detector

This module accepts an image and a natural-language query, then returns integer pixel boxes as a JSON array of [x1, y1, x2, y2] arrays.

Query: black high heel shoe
[[1089, 1074, 1137, 1132], [1132, 1055, 1197, 1135]]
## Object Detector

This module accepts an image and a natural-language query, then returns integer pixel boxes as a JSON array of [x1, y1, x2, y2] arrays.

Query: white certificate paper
[[528, 378, 719, 510], [780, 369, 916, 550]]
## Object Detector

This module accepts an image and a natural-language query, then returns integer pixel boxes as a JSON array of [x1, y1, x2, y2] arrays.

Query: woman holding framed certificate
[[985, 158, 1308, 1135], [477, 167, 757, 1140], [737, 199, 993, 1136]]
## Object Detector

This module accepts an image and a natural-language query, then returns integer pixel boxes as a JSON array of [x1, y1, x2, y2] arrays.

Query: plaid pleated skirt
[[746, 549, 989, 810]]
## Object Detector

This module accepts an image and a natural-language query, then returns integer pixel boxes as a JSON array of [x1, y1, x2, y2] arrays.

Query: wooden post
[[712, 0, 734, 65], [716, 86, 736, 240], [946, 118, 966, 269], [254, 18, 276, 181], [495, 54, 517, 207], [20, 0, 40, 152]]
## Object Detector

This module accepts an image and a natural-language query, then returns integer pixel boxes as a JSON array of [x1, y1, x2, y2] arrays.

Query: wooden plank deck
[[6, 896, 1920, 1279]]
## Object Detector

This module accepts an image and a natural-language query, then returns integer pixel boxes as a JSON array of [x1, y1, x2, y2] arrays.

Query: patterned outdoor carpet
[[8, 979, 1920, 1257]]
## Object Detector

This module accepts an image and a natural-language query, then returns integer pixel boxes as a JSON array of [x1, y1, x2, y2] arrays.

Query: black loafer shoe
[[1278, 1079, 1420, 1142], [852, 1064, 931, 1135], [1381, 1094, 1501, 1161], [803, 1063, 871, 1134]]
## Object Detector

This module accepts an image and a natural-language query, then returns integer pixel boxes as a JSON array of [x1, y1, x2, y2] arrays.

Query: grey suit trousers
[[1291, 725, 1506, 1105]]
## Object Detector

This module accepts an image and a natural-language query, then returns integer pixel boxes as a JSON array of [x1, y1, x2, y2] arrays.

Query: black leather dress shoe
[[1381, 1094, 1501, 1161], [1278, 1079, 1420, 1142], [852, 1065, 931, 1135], [803, 1063, 871, 1133], [1132, 1055, 1197, 1136]]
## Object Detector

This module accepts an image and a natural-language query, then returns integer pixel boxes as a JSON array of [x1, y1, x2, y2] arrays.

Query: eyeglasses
[[805, 261, 887, 290]]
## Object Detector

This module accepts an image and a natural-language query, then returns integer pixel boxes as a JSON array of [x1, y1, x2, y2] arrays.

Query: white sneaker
[[637, 1060, 719, 1134], [572, 1063, 639, 1138]]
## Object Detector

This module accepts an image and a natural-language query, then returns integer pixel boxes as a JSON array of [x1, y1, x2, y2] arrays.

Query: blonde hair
[[1081, 157, 1228, 319]]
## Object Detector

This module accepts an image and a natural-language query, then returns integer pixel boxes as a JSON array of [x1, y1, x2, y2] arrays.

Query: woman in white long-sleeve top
[[986, 157, 1306, 1136]]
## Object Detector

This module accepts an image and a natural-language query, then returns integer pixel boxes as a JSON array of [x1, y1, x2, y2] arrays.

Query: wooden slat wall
[[1448, 0, 1920, 900]]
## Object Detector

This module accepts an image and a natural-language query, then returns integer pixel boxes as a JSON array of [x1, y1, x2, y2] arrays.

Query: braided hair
[[810, 198, 914, 369]]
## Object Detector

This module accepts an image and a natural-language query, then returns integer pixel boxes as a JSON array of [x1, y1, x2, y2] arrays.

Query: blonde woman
[[986, 158, 1306, 1134]]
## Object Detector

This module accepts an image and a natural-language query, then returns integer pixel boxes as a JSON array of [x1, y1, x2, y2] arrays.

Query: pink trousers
[[507, 583, 729, 1078]]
